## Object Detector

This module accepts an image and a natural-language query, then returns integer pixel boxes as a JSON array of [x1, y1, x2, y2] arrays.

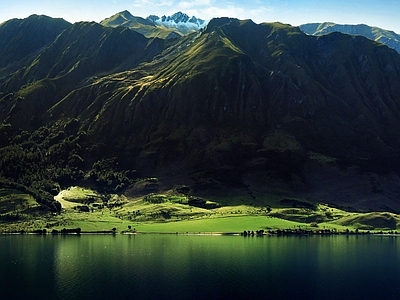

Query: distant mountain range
[[100, 11, 207, 38], [300, 22, 400, 53], [1, 14, 400, 212], [101, 11, 400, 53], [147, 11, 206, 30]]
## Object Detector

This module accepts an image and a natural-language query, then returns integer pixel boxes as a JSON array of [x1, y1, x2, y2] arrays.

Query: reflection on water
[[1, 235, 400, 299]]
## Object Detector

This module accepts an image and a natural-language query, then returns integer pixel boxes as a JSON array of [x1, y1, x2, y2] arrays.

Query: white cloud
[[132, 0, 174, 7], [177, 0, 214, 10], [146, 1, 269, 23], [248, 6, 275, 23], [178, 5, 242, 20]]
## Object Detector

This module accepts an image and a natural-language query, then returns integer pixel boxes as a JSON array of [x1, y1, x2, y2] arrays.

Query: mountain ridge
[[300, 22, 400, 53], [101, 11, 207, 38], [0, 15, 71, 74]]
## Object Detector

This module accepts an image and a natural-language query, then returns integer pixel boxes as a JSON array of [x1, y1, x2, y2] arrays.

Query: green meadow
[[2, 185, 399, 234]]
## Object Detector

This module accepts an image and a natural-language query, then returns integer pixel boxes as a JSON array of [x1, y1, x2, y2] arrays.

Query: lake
[[1, 234, 399, 299]]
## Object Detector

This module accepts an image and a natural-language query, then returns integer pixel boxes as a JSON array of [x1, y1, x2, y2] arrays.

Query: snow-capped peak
[[147, 12, 207, 32]]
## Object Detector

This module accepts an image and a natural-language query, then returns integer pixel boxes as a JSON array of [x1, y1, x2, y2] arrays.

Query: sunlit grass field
[[1, 186, 399, 233]]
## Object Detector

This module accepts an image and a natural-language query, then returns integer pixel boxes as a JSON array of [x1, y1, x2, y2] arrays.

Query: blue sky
[[1, 0, 400, 33]]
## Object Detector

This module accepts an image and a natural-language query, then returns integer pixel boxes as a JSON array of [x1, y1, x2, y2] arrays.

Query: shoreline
[[1, 229, 399, 236]]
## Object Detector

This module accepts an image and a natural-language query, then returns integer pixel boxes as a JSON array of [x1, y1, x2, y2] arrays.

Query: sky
[[1, 0, 400, 33]]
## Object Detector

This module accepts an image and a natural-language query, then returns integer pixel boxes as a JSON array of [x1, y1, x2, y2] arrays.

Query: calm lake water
[[1, 234, 400, 300]]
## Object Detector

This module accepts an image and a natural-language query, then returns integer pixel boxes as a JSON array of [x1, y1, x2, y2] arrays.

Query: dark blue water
[[1, 234, 399, 300]]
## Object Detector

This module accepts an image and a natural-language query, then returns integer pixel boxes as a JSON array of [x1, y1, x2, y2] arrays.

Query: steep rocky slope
[[47, 18, 400, 166]]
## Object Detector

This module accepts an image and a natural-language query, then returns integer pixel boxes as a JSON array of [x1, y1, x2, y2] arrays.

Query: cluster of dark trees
[[243, 230, 265, 236], [0, 119, 138, 212], [87, 157, 137, 193], [187, 196, 220, 209], [18, 227, 127, 234], [242, 228, 400, 236], [27, 228, 82, 234], [0, 120, 85, 211], [0, 212, 21, 221]]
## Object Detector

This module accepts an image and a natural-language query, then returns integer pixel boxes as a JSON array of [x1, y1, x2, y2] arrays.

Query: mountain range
[[100, 11, 206, 38], [300, 22, 400, 54], [1, 13, 400, 212]]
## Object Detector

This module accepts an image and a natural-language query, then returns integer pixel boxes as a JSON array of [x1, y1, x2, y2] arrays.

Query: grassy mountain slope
[[0, 15, 71, 78], [1, 21, 166, 131], [1, 16, 400, 215]]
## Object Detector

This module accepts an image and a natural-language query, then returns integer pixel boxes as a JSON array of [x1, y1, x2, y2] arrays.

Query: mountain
[[0, 15, 71, 74], [100, 10, 153, 28], [0, 22, 166, 135], [61, 18, 400, 165], [2, 16, 400, 212], [300, 22, 400, 53], [147, 11, 207, 32], [101, 11, 206, 38]]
